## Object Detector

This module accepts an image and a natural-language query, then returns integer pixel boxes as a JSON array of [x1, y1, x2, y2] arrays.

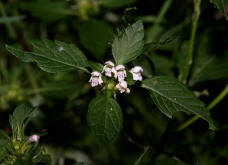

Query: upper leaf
[[112, 20, 144, 64], [210, 0, 228, 21], [87, 95, 123, 145], [142, 76, 216, 130], [6, 39, 89, 73]]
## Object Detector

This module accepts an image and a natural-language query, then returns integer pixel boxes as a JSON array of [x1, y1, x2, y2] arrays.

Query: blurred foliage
[[0, 0, 228, 164]]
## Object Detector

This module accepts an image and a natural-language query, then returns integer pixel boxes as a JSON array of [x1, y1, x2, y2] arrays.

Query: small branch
[[177, 84, 228, 131], [178, 0, 201, 84]]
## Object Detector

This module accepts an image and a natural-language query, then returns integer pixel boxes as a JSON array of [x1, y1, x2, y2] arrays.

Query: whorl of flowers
[[89, 61, 143, 94]]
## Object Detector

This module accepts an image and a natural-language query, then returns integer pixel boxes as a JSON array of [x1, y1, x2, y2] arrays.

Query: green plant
[[0, 104, 51, 165]]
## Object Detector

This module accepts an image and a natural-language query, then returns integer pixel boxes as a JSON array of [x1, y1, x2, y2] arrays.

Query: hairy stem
[[177, 84, 228, 131], [178, 0, 201, 84]]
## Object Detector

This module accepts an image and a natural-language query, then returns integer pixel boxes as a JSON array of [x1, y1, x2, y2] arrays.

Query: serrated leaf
[[99, 0, 136, 8], [112, 20, 144, 64], [210, 0, 228, 21], [87, 95, 123, 145], [77, 20, 113, 60], [142, 76, 216, 130], [5, 45, 33, 62], [6, 39, 89, 73], [18, 0, 69, 22]]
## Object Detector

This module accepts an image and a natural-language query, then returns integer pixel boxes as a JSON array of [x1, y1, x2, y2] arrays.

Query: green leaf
[[6, 39, 89, 73], [210, 0, 228, 21], [190, 54, 228, 86], [18, 0, 70, 22], [87, 95, 123, 145], [9, 104, 37, 139], [143, 36, 177, 53], [99, 0, 136, 8], [142, 76, 216, 130], [5, 45, 33, 62], [112, 20, 144, 64], [77, 20, 113, 60]]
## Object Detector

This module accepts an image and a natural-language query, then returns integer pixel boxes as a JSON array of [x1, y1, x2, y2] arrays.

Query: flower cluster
[[89, 61, 143, 94]]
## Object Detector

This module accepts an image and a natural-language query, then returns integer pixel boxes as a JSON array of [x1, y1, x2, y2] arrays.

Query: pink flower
[[89, 71, 103, 87], [102, 61, 116, 77], [115, 65, 127, 82], [130, 66, 143, 81], [116, 81, 130, 94], [29, 134, 40, 142]]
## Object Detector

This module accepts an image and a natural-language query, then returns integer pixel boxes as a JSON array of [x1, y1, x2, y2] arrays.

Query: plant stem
[[0, 58, 8, 80], [25, 65, 38, 89], [0, 1, 17, 39], [148, 0, 173, 41], [178, 0, 201, 84], [177, 84, 228, 131], [134, 146, 150, 165]]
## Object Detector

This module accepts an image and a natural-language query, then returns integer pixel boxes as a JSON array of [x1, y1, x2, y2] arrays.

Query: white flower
[[130, 66, 143, 81], [102, 61, 116, 77], [116, 81, 130, 94], [29, 134, 40, 142], [115, 65, 127, 81], [89, 71, 103, 87]]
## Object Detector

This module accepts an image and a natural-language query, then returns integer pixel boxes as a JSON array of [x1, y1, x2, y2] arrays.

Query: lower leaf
[[87, 95, 123, 145]]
